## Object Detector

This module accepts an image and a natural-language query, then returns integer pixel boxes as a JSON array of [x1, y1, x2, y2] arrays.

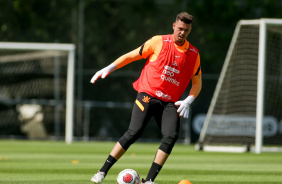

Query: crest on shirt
[[142, 96, 150, 103], [172, 61, 178, 66]]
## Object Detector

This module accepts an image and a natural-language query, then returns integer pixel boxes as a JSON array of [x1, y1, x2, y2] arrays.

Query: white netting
[[0, 48, 69, 138], [199, 20, 282, 150]]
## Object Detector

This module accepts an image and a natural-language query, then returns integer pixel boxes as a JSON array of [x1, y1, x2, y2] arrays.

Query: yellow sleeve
[[139, 35, 162, 59], [113, 48, 143, 69], [113, 35, 163, 69], [193, 53, 201, 76]]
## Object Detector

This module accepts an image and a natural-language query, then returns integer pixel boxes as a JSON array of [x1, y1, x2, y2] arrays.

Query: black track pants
[[119, 92, 180, 153]]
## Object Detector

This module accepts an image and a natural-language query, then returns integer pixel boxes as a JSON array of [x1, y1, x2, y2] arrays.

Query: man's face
[[173, 20, 192, 46]]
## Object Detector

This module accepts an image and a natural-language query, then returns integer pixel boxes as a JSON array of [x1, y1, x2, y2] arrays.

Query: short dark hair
[[176, 12, 193, 24]]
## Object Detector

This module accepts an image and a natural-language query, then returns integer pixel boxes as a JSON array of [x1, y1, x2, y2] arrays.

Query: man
[[90, 12, 201, 184]]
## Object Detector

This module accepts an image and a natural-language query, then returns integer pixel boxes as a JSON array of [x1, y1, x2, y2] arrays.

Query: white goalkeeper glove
[[174, 95, 195, 119], [90, 63, 117, 84]]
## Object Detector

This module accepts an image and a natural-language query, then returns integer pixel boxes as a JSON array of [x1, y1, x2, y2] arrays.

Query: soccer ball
[[117, 169, 140, 184]]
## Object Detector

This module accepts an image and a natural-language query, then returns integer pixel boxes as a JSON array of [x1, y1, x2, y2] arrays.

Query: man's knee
[[118, 129, 141, 150], [159, 135, 178, 154]]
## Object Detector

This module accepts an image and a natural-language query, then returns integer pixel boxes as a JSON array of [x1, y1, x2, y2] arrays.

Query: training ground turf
[[0, 140, 282, 184]]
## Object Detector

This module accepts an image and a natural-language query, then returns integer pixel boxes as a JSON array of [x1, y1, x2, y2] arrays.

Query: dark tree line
[[1, 0, 281, 139], [1, 0, 281, 74]]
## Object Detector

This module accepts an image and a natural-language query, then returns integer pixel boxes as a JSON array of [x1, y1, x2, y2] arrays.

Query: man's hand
[[90, 63, 117, 84], [174, 95, 195, 118]]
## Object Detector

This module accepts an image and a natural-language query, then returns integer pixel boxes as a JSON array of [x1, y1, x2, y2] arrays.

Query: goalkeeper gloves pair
[[90, 64, 194, 119]]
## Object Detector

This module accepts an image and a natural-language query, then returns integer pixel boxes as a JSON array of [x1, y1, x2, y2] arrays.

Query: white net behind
[[200, 21, 282, 148], [0, 49, 69, 138]]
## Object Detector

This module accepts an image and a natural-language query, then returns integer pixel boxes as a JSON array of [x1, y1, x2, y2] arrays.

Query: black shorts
[[127, 92, 180, 143]]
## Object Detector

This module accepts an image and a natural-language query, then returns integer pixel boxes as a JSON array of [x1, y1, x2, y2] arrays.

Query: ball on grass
[[117, 169, 140, 184]]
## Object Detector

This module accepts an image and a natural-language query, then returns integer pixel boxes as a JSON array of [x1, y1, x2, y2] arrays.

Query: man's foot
[[90, 171, 105, 184], [141, 178, 157, 184]]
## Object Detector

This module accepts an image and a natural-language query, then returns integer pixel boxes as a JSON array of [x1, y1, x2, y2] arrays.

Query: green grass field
[[0, 140, 282, 184]]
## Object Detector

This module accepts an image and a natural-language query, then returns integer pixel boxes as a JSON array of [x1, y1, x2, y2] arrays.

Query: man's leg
[[90, 142, 125, 184], [154, 149, 169, 165], [92, 92, 153, 183], [143, 102, 180, 182], [110, 142, 126, 159], [142, 149, 168, 183], [99, 142, 125, 174]]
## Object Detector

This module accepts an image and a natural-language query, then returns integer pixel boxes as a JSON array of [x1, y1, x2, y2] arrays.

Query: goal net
[[0, 42, 75, 144], [198, 19, 282, 153]]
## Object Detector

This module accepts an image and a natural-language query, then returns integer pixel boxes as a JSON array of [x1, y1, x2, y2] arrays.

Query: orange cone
[[178, 180, 192, 184]]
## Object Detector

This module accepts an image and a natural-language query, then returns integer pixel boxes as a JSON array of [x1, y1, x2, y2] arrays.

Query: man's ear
[[172, 22, 175, 30]]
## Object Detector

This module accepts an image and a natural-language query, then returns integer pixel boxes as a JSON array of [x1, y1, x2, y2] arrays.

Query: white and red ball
[[117, 169, 140, 184]]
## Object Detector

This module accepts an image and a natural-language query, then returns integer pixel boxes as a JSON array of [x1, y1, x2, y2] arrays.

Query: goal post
[[198, 19, 282, 153], [0, 42, 75, 144]]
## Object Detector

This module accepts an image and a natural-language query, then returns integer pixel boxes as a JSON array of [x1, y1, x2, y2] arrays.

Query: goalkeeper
[[90, 12, 202, 184]]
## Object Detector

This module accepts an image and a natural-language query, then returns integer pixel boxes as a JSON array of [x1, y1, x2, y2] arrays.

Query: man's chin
[[176, 39, 184, 45]]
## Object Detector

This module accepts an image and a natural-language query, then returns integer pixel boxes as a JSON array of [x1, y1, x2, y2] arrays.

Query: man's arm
[[113, 48, 143, 69], [189, 74, 202, 98], [90, 36, 160, 84], [174, 74, 202, 118], [90, 48, 142, 84]]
